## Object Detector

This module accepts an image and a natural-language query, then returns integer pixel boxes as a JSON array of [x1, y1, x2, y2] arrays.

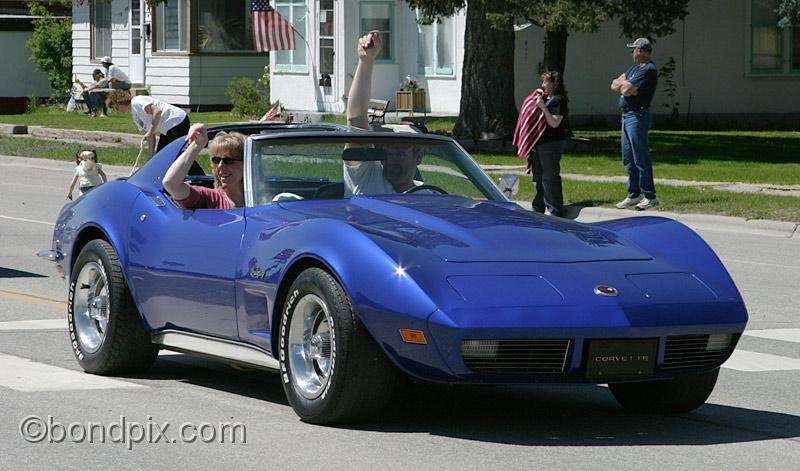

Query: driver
[[343, 145, 423, 196], [344, 31, 423, 196]]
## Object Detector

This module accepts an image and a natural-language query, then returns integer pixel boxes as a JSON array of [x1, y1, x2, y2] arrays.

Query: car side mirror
[[497, 175, 519, 199]]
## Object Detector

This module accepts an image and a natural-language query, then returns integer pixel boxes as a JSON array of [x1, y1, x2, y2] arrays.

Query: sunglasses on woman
[[211, 156, 242, 166]]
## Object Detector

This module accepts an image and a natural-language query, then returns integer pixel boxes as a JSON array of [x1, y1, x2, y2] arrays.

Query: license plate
[[585, 339, 658, 379]]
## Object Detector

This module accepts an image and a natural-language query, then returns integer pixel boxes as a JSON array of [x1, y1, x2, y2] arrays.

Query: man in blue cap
[[610, 37, 658, 210]]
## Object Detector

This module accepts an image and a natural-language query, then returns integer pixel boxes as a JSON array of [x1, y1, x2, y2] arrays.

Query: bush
[[226, 67, 271, 118], [27, 1, 72, 100]]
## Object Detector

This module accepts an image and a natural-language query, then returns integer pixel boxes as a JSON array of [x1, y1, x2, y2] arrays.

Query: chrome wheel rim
[[288, 294, 333, 399], [73, 260, 110, 354]]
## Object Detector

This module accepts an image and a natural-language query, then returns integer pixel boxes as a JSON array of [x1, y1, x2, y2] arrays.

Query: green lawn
[[508, 176, 800, 222], [474, 130, 800, 185]]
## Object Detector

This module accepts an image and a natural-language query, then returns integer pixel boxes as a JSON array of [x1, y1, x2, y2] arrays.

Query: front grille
[[662, 334, 739, 370], [462, 339, 571, 375]]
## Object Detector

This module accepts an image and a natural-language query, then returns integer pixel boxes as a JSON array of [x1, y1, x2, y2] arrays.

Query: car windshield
[[247, 135, 506, 206]]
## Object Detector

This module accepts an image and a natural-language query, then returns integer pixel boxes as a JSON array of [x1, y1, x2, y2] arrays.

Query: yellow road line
[[0, 288, 65, 309]]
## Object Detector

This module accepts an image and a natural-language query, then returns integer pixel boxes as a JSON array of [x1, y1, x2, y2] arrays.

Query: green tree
[[27, 0, 72, 100], [405, 0, 688, 140], [777, 0, 800, 26]]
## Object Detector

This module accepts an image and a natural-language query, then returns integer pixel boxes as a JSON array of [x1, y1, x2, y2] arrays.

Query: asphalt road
[[1, 157, 799, 469]]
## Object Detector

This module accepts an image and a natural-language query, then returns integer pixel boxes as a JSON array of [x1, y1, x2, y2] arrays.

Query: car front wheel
[[609, 368, 720, 413], [279, 268, 396, 424], [69, 240, 158, 374]]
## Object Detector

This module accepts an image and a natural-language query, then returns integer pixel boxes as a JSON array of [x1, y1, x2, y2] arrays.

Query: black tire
[[609, 368, 720, 413], [279, 268, 396, 424], [68, 240, 158, 374]]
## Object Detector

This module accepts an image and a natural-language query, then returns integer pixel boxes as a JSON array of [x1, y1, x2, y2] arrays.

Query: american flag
[[512, 89, 548, 159], [252, 0, 296, 52], [260, 100, 281, 122]]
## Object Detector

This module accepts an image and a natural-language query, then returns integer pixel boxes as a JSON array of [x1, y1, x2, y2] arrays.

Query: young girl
[[67, 149, 107, 200]]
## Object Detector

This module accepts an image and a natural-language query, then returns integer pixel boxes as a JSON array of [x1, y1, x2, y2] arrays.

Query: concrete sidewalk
[[483, 165, 800, 198]]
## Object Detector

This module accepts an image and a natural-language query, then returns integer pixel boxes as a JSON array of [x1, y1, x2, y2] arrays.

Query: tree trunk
[[453, 0, 517, 141], [542, 27, 569, 117]]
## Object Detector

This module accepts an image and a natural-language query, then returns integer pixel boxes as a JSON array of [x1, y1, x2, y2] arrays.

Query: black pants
[[156, 116, 203, 175], [531, 140, 565, 217]]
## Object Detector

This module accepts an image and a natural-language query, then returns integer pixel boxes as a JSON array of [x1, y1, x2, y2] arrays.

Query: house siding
[[67, 0, 798, 123], [515, 0, 800, 122]]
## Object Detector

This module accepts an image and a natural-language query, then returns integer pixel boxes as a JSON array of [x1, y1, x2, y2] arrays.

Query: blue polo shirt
[[618, 61, 657, 110]]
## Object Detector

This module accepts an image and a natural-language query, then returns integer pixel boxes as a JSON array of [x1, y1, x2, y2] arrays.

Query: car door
[[126, 191, 245, 339]]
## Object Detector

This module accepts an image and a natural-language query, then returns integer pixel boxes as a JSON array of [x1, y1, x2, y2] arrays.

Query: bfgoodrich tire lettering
[[279, 267, 396, 424], [68, 239, 158, 374], [609, 368, 720, 413]]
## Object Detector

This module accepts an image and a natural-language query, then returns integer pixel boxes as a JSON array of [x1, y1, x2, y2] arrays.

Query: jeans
[[621, 110, 656, 200], [84, 91, 107, 115], [531, 140, 565, 216]]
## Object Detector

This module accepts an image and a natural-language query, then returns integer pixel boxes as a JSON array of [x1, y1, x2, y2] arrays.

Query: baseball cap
[[626, 38, 652, 52], [100, 56, 112, 64]]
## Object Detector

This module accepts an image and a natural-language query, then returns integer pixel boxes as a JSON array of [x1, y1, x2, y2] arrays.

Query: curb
[[0, 123, 142, 147]]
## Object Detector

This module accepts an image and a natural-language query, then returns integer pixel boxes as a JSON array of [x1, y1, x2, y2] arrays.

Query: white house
[[72, 1, 800, 125]]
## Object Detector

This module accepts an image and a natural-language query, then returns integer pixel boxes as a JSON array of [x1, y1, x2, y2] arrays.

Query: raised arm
[[163, 123, 208, 200], [347, 31, 382, 130]]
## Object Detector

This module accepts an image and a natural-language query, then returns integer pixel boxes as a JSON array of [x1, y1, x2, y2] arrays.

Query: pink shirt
[[174, 185, 233, 209]]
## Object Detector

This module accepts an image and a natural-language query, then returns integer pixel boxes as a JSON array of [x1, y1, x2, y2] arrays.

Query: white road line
[[0, 353, 146, 392], [744, 328, 800, 343], [0, 319, 66, 331], [723, 349, 800, 372], [0, 214, 54, 226]]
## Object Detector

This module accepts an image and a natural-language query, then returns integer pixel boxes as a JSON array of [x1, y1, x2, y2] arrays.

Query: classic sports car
[[40, 123, 748, 424]]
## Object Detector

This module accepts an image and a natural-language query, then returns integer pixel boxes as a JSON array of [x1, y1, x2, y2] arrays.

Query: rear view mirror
[[498, 175, 519, 198], [342, 147, 386, 161]]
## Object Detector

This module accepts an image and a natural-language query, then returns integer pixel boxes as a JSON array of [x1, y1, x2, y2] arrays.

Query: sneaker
[[635, 197, 659, 210], [615, 195, 643, 209], [544, 209, 552, 216]]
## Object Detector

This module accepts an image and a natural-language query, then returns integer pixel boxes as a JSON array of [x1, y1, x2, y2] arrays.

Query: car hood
[[285, 196, 652, 263]]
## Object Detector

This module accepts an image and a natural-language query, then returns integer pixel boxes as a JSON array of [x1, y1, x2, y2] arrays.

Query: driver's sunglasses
[[211, 156, 242, 166]]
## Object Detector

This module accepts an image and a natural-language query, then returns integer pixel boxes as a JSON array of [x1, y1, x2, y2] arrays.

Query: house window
[[417, 14, 454, 75], [750, 0, 799, 73], [359, 2, 393, 62], [273, 0, 307, 72], [196, 0, 254, 52], [154, 0, 189, 52], [91, 0, 111, 60]]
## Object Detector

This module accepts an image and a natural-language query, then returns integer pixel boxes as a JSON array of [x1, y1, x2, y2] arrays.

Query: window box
[[395, 89, 426, 115]]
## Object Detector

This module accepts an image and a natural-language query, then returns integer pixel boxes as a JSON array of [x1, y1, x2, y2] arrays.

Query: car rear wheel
[[69, 240, 158, 374], [609, 368, 720, 413], [279, 268, 396, 424]]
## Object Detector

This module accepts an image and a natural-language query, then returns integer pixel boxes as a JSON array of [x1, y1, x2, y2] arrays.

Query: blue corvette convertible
[[41, 123, 748, 424]]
